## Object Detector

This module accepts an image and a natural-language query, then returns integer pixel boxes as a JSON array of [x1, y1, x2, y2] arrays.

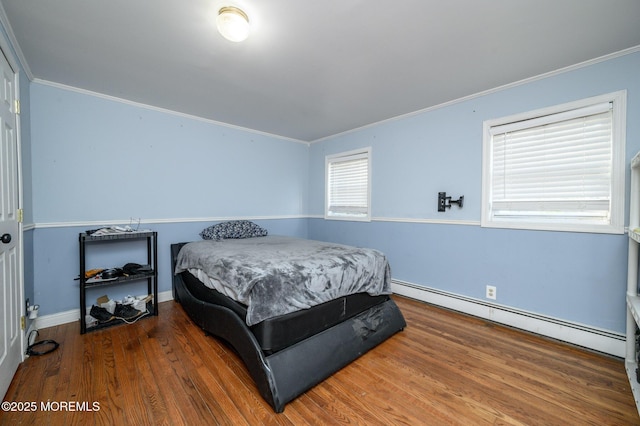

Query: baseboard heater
[[32, 283, 625, 357], [391, 279, 625, 357]]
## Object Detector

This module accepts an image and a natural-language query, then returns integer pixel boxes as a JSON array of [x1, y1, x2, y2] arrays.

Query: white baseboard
[[392, 280, 625, 357], [34, 290, 174, 330]]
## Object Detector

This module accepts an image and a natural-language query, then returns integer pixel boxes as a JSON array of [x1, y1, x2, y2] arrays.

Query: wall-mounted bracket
[[438, 192, 464, 212]]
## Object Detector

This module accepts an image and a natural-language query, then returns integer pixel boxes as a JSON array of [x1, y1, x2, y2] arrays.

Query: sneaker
[[114, 303, 142, 320], [90, 305, 114, 323], [138, 294, 153, 304]]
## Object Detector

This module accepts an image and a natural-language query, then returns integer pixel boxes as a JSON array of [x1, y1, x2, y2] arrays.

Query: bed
[[171, 228, 406, 413]]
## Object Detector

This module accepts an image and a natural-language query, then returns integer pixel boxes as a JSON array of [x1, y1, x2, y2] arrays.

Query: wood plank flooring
[[1, 296, 638, 425]]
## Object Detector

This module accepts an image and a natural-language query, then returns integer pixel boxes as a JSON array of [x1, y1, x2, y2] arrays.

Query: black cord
[[26, 330, 60, 356]]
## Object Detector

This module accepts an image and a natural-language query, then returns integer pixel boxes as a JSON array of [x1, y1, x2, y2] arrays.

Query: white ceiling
[[1, 0, 639, 142]]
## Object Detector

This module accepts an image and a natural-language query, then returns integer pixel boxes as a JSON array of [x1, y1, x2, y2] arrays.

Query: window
[[325, 148, 371, 221], [481, 91, 626, 234]]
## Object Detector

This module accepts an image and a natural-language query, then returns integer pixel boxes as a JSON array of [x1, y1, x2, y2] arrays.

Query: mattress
[[174, 235, 392, 326], [179, 269, 391, 354]]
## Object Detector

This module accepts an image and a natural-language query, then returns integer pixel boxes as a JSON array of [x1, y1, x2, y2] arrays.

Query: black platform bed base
[[171, 242, 406, 413]]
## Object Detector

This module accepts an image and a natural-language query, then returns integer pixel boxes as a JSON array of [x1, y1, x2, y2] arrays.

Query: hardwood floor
[[2, 296, 638, 425]]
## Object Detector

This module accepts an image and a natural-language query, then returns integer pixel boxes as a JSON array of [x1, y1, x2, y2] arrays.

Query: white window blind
[[482, 91, 626, 234], [491, 103, 612, 220], [326, 149, 371, 220]]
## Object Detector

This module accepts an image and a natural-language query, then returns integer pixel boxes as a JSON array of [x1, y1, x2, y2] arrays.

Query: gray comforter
[[174, 235, 392, 326]]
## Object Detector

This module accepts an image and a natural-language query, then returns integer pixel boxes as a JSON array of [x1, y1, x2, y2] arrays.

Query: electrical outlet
[[486, 285, 497, 300]]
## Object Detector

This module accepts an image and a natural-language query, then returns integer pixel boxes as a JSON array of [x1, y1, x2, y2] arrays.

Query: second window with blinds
[[481, 91, 626, 234], [325, 148, 372, 221]]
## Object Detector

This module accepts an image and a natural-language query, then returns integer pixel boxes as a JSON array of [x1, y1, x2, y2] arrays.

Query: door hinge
[[20, 316, 25, 330], [14, 99, 20, 114], [17, 208, 23, 223]]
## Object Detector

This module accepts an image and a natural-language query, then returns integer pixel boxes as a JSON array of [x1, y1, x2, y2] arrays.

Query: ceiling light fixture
[[216, 6, 250, 42]]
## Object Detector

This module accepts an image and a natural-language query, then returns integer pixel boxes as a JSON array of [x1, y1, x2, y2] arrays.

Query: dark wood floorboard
[[1, 296, 638, 425]]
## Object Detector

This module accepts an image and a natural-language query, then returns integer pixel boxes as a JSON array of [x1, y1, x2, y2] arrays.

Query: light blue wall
[[309, 52, 640, 334], [30, 83, 309, 223], [28, 83, 310, 315]]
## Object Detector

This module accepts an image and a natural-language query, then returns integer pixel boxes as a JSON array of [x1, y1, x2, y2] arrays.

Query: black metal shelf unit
[[79, 231, 158, 334]]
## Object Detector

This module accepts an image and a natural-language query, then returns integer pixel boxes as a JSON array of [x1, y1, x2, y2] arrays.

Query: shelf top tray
[[80, 230, 156, 241]]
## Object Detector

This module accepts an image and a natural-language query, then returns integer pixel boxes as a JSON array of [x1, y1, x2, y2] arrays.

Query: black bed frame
[[170, 242, 406, 412]]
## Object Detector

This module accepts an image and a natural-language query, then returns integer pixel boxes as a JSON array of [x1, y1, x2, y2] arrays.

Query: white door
[[0, 47, 22, 399]]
